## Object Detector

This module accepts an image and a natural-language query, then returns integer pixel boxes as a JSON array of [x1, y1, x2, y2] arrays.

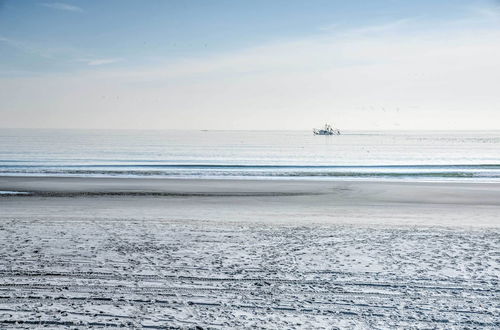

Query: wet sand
[[2, 175, 500, 204], [0, 176, 499, 328]]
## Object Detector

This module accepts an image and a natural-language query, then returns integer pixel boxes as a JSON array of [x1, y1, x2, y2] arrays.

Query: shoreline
[[1, 175, 500, 204], [1, 175, 500, 228]]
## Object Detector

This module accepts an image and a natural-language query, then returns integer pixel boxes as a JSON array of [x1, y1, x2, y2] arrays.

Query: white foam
[[0, 191, 30, 195]]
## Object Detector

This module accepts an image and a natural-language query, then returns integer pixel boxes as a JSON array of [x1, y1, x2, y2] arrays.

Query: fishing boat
[[313, 123, 340, 135]]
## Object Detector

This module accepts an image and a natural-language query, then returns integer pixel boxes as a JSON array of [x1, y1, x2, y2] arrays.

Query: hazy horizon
[[1, 0, 500, 130], [2, 126, 500, 132]]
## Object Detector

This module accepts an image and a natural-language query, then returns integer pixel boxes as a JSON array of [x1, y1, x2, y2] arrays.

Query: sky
[[1, 0, 500, 130]]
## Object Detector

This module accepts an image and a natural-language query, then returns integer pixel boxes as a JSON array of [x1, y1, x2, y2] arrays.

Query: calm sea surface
[[1, 129, 499, 181]]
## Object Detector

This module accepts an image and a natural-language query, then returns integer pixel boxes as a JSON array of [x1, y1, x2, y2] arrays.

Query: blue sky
[[0, 0, 489, 74], [1, 0, 500, 129]]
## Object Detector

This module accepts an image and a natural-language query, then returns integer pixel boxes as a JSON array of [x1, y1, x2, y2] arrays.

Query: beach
[[3, 0, 500, 327], [1, 176, 499, 328]]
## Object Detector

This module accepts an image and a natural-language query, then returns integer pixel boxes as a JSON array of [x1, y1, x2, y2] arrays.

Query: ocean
[[1, 129, 499, 181]]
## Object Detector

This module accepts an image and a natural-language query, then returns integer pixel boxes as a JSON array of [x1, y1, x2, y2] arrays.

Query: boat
[[313, 123, 340, 135]]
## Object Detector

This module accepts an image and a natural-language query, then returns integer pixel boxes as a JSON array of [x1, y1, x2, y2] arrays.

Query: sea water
[[1, 129, 499, 181]]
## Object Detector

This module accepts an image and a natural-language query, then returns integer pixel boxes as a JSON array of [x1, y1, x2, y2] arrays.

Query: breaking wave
[[1, 164, 500, 181]]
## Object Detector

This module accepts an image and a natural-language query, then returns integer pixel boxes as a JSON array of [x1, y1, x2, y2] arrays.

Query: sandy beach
[[0, 176, 498, 328], [3, 0, 500, 327]]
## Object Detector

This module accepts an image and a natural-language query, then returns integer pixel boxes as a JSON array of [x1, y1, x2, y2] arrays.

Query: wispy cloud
[[0, 35, 55, 58], [1, 35, 121, 68], [467, 6, 500, 19], [41, 2, 83, 13], [86, 58, 123, 66], [319, 18, 414, 36], [0, 34, 88, 62], [339, 18, 416, 37]]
